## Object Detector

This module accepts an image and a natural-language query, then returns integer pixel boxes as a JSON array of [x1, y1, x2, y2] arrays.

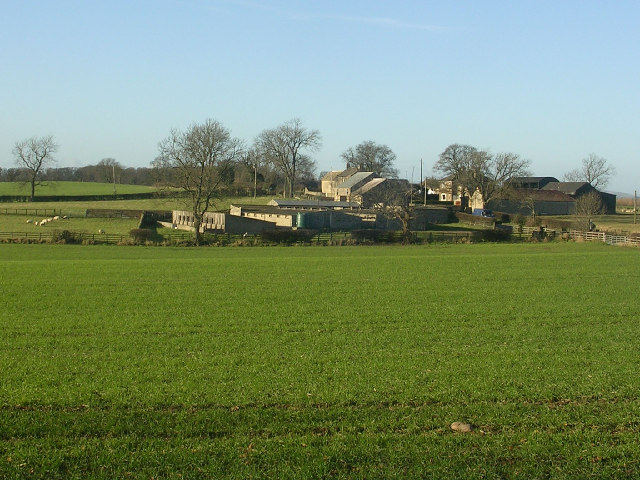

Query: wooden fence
[[566, 231, 640, 246]]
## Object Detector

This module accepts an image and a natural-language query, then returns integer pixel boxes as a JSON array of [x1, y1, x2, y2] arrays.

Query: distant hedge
[[0, 191, 185, 203]]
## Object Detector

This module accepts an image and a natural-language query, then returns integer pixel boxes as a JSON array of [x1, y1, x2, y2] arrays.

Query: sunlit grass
[[0, 195, 273, 218], [0, 181, 157, 196], [1, 243, 639, 478]]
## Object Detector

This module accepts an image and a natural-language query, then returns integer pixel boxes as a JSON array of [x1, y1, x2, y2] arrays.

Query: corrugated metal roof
[[510, 176, 559, 183], [517, 189, 576, 202], [542, 182, 591, 195], [267, 199, 360, 208]]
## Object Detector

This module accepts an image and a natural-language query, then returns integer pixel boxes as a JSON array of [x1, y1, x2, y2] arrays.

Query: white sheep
[[98, 229, 105, 234], [53, 216, 60, 220], [40, 219, 48, 225], [62, 215, 68, 219], [26, 219, 33, 224]]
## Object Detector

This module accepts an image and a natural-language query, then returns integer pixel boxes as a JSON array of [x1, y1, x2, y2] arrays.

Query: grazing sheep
[[40, 219, 48, 225], [62, 215, 68, 219], [34, 221, 39, 226], [26, 219, 33, 224], [53, 216, 60, 220], [98, 229, 105, 234]]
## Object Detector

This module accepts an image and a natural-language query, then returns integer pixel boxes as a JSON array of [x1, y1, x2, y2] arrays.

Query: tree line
[[7, 119, 403, 204]]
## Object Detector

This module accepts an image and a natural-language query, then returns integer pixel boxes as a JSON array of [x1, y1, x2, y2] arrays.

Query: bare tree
[[98, 158, 122, 184], [367, 179, 414, 242], [574, 191, 604, 231], [564, 153, 615, 189], [434, 144, 530, 206], [152, 119, 243, 245], [12, 135, 58, 201], [341, 140, 399, 178], [256, 119, 321, 197]]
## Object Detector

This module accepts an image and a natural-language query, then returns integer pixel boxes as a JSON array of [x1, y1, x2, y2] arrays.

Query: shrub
[[51, 230, 81, 244], [261, 229, 315, 244], [494, 211, 511, 223], [480, 229, 512, 242], [513, 214, 526, 234], [129, 228, 154, 244], [350, 230, 391, 243], [541, 217, 574, 231]]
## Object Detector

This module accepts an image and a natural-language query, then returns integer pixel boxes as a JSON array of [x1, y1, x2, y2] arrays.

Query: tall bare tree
[[255, 118, 321, 197], [564, 153, 615, 189], [434, 144, 530, 206], [12, 135, 58, 201], [152, 119, 243, 245], [341, 140, 399, 177], [367, 179, 414, 242], [574, 191, 604, 231]]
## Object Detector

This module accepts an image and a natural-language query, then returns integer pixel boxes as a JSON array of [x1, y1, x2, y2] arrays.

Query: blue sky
[[1, 0, 638, 193]]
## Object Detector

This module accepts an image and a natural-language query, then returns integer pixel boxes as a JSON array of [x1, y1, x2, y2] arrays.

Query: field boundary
[[4, 228, 635, 246], [0, 230, 478, 245], [566, 230, 640, 246], [1, 208, 65, 216]]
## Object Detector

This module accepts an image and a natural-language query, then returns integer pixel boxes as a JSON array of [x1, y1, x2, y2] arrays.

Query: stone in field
[[451, 422, 476, 433]]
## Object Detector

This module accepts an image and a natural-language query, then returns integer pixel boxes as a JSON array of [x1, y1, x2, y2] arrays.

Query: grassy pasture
[[1, 243, 640, 478], [0, 181, 157, 197], [0, 215, 139, 236], [0, 195, 272, 218]]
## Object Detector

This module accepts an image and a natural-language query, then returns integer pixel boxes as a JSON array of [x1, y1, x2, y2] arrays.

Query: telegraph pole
[[635, 190, 637, 225], [420, 159, 427, 205]]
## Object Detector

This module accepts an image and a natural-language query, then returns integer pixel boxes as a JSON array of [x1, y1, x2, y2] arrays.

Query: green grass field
[[0, 194, 272, 218], [0, 215, 139, 236], [0, 181, 158, 197], [1, 242, 639, 478]]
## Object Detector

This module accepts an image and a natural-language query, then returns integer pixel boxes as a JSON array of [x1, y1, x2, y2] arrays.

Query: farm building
[[488, 190, 576, 215], [172, 210, 272, 234], [509, 176, 559, 190], [229, 204, 366, 230], [334, 172, 377, 202], [433, 175, 462, 204], [467, 176, 616, 216], [230, 203, 450, 231], [352, 178, 412, 208], [267, 199, 360, 210], [320, 167, 359, 197], [541, 182, 616, 214], [310, 168, 416, 211]]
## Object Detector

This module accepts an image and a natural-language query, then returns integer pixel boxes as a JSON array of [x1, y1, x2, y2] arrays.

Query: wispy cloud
[[330, 15, 447, 32]]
